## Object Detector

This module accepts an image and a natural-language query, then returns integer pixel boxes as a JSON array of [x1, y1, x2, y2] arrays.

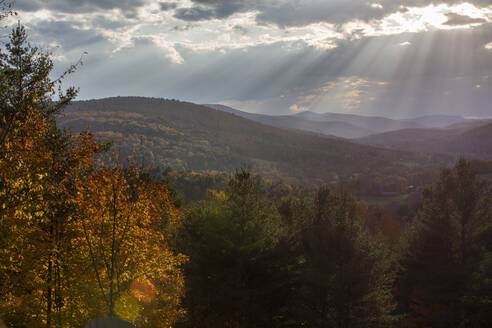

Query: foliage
[[0, 25, 186, 327], [396, 158, 492, 327], [284, 187, 397, 327], [74, 164, 187, 325], [0, 24, 89, 327], [178, 170, 290, 327], [178, 172, 398, 327]]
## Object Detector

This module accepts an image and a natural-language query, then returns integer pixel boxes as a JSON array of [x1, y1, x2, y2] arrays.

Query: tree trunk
[[47, 257, 52, 328]]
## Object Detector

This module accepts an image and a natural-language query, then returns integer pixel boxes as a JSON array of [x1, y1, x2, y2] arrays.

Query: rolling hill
[[401, 114, 466, 128], [59, 97, 449, 185], [204, 104, 373, 138], [356, 121, 492, 160], [295, 111, 421, 132], [206, 105, 468, 138], [295, 111, 466, 131]]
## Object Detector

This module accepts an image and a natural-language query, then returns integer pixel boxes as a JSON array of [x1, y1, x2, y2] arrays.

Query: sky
[[8, 0, 492, 118]]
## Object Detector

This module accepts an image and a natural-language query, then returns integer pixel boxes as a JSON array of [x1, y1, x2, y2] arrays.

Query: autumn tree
[[0, 23, 94, 327], [74, 164, 187, 326], [0, 22, 188, 327]]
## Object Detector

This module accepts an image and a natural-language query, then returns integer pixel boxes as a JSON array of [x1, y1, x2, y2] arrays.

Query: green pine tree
[[178, 169, 289, 327], [292, 186, 396, 328], [396, 158, 492, 327]]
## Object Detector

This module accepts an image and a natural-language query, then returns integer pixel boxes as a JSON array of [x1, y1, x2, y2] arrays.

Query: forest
[[0, 18, 492, 328]]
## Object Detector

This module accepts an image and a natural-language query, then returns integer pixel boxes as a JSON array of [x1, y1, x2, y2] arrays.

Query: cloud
[[132, 36, 184, 64], [255, 0, 389, 27], [173, 0, 247, 21], [159, 2, 177, 11], [444, 13, 486, 26], [174, 0, 492, 28], [186, 0, 248, 19], [60, 24, 492, 118], [15, 0, 147, 15], [16, 0, 492, 29], [12, 0, 492, 119], [173, 7, 216, 21], [171, 24, 194, 32], [289, 104, 309, 112], [233, 25, 248, 35], [28, 20, 107, 53], [172, 0, 391, 26]]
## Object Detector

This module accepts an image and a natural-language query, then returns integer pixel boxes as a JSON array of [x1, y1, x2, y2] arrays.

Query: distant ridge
[[356, 121, 492, 160], [206, 105, 467, 138], [295, 111, 465, 132], [204, 104, 373, 138]]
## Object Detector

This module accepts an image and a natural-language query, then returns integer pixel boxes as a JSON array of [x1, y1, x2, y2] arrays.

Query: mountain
[[356, 121, 492, 160], [444, 118, 492, 131], [59, 97, 448, 185], [295, 111, 418, 132], [402, 114, 466, 128], [298, 112, 467, 132], [204, 104, 374, 138], [207, 105, 468, 139]]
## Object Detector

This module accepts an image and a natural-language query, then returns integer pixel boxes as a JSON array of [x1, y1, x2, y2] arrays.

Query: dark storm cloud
[[444, 13, 487, 26], [15, 0, 147, 15]]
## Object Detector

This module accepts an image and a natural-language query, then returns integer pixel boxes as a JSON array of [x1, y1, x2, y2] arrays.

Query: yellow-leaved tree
[[0, 24, 88, 327], [74, 165, 187, 327]]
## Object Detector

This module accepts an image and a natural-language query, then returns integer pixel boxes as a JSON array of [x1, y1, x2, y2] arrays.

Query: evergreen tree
[[396, 158, 492, 327], [0, 24, 77, 153], [295, 186, 396, 328], [179, 170, 289, 327]]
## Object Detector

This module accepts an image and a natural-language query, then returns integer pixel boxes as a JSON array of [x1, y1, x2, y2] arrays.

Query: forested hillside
[[60, 97, 449, 185], [356, 121, 492, 159]]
